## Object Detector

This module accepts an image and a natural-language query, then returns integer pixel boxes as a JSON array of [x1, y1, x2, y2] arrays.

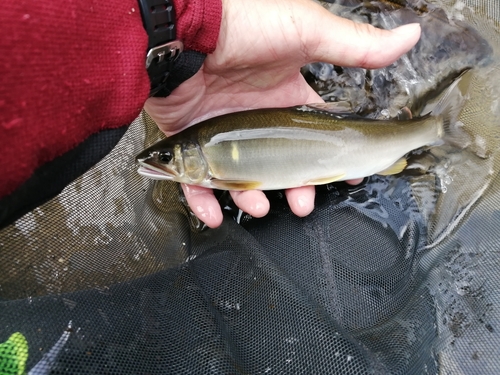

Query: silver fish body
[[136, 71, 470, 191], [136, 110, 442, 190]]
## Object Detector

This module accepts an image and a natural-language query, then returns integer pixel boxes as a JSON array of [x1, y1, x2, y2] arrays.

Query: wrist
[[138, 0, 222, 96], [138, 0, 184, 96]]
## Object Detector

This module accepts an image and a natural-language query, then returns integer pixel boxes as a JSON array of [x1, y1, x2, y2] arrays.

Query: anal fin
[[210, 179, 262, 191], [306, 173, 346, 185], [377, 158, 407, 176]]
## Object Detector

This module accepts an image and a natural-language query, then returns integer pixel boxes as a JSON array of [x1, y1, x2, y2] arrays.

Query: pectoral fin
[[306, 173, 346, 185], [210, 179, 262, 191], [377, 158, 407, 176]]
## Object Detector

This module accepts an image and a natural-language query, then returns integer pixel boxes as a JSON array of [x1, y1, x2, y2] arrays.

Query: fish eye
[[158, 151, 173, 163]]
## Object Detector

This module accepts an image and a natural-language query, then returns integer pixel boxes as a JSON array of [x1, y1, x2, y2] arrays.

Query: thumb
[[307, 12, 421, 69]]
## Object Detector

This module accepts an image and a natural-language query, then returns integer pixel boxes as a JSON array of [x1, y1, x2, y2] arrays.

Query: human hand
[[144, 0, 421, 228]]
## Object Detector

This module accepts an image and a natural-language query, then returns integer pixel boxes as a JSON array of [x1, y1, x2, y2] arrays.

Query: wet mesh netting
[[2, 0, 500, 374]]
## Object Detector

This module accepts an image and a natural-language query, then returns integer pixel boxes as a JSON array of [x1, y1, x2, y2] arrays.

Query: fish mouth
[[137, 166, 175, 180], [137, 161, 176, 181]]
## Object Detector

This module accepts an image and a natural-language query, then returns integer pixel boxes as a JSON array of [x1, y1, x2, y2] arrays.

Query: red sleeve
[[0, 0, 222, 199], [175, 0, 222, 53]]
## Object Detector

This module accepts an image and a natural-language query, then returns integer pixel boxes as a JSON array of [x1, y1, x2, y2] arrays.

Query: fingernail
[[195, 205, 217, 220], [195, 205, 206, 216], [208, 205, 217, 220], [297, 195, 308, 208], [252, 202, 266, 212], [391, 23, 421, 36]]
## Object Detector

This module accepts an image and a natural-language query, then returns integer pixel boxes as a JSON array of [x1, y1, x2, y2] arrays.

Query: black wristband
[[155, 50, 206, 97], [138, 0, 183, 97]]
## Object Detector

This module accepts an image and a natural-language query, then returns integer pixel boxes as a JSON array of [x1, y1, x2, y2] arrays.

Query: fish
[[136, 70, 471, 191]]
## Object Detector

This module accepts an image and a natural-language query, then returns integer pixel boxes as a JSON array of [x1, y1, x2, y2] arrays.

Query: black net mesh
[[2, 0, 500, 374]]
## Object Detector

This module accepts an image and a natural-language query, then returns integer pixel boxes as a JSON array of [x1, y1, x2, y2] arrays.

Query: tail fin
[[429, 69, 473, 146]]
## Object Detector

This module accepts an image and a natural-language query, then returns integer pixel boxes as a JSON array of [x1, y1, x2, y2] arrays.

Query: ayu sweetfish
[[136, 70, 471, 191]]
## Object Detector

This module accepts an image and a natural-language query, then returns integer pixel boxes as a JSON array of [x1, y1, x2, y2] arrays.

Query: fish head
[[136, 139, 208, 184], [136, 140, 179, 181]]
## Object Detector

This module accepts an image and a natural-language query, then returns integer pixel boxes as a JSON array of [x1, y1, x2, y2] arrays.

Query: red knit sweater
[[0, 0, 221, 198]]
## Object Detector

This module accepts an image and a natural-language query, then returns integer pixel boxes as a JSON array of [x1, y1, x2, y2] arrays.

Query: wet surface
[[2, 1, 500, 373]]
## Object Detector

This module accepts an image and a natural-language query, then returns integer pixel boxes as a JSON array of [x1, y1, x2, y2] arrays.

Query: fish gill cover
[[1, 0, 500, 374]]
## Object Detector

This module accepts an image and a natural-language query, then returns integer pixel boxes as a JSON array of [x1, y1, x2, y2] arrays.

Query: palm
[[148, 66, 318, 136]]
